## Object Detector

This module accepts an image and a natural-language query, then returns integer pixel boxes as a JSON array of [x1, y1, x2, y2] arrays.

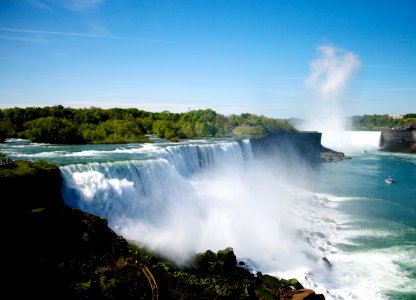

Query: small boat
[[385, 176, 394, 184]]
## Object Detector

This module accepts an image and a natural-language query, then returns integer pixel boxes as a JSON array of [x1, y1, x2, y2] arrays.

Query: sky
[[0, 0, 415, 119]]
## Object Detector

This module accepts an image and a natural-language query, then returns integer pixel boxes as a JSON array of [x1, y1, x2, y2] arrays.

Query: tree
[[24, 117, 83, 144]]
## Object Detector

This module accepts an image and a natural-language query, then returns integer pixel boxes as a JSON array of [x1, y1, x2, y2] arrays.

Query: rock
[[320, 151, 346, 162], [288, 278, 304, 290], [322, 257, 332, 268], [380, 128, 416, 153], [216, 247, 237, 270], [292, 289, 325, 300], [249, 131, 348, 164], [195, 249, 217, 270]]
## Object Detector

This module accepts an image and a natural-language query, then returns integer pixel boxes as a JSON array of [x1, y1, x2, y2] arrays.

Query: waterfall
[[321, 130, 381, 153], [60, 141, 246, 225], [60, 140, 256, 263], [59, 138, 330, 272]]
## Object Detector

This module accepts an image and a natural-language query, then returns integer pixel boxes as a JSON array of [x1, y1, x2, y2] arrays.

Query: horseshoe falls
[[1, 138, 415, 300], [321, 130, 382, 153]]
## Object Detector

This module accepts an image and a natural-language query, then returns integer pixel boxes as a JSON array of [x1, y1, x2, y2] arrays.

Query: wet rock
[[322, 257, 332, 268], [292, 289, 326, 300]]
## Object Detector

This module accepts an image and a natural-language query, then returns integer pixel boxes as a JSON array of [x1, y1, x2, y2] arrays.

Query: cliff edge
[[250, 131, 347, 164], [380, 128, 416, 153]]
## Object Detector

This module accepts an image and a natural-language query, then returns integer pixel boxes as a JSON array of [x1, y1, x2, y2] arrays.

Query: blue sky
[[0, 0, 415, 118]]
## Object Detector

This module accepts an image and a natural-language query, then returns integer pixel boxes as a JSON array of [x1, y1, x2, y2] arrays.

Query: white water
[[321, 130, 381, 153], [56, 140, 414, 300]]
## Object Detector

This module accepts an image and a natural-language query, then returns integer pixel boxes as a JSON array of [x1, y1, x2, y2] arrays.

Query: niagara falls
[[1, 1, 416, 299], [2, 131, 415, 299]]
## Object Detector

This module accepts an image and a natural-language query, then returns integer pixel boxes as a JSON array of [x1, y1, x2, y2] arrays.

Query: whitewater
[[1, 132, 415, 300]]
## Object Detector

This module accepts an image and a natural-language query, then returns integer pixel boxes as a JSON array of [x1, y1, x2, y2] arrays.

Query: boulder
[[292, 289, 325, 300]]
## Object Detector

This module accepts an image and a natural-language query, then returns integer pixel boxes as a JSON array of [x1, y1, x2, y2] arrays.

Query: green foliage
[[86, 119, 148, 144], [23, 116, 83, 144], [153, 119, 180, 140], [0, 106, 296, 144], [233, 126, 265, 139], [0, 160, 58, 178], [288, 278, 304, 289], [0, 119, 13, 142], [195, 250, 217, 271], [350, 114, 415, 130]]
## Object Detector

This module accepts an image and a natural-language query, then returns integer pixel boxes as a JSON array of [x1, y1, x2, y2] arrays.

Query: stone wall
[[380, 129, 416, 153]]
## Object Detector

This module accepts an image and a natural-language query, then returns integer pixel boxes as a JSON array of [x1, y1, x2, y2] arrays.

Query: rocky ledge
[[249, 131, 347, 164], [320, 150, 349, 162]]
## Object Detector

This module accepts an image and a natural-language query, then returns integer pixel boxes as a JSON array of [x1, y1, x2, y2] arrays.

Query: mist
[[61, 143, 334, 275], [301, 45, 361, 151], [116, 159, 319, 271]]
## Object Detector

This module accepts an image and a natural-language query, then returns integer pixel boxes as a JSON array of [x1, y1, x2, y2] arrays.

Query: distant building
[[390, 114, 403, 119]]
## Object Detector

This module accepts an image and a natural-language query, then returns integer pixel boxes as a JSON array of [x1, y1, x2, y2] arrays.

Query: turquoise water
[[317, 151, 416, 228], [1, 138, 415, 300], [312, 151, 416, 299]]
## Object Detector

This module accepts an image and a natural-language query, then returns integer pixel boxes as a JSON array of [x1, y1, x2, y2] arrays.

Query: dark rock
[[249, 131, 347, 165], [380, 128, 416, 153], [216, 247, 237, 270], [320, 151, 346, 162], [293, 289, 326, 300], [322, 257, 332, 268], [194, 249, 217, 270]]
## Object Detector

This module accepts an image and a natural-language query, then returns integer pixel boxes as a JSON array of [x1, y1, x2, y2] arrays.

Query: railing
[[141, 264, 158, 300], [118, 257, 159, 300], [0, 157, 13, 166]]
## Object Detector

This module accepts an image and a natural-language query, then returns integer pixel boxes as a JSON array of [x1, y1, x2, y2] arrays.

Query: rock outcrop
[[380, 128, 416, 153], [292, 289, 326, 300], [249, 131, 347, 164]]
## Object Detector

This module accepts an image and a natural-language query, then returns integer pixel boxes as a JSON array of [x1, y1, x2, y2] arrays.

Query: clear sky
[[0, 0, 415, 118]]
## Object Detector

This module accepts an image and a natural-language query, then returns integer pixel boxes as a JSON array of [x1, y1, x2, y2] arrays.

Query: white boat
[[385, 176, 394, 184]]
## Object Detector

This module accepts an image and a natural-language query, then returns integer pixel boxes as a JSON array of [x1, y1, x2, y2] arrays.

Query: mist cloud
[[306, 45, 361, 98], [301, 45, 361, 151]]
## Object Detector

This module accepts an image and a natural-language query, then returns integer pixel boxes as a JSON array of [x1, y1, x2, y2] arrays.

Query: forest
[[1, 106, 414, 144], [349, 113, 416, 130], [0, 106, 296, 144]]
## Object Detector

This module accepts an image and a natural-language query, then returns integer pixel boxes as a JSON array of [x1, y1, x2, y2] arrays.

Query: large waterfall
[[61, 141, 249, 222], [60, 140, 272, 264], [59, 140, 330, 271], [321, 130, 381, 153], [3, 137, 414, 299]]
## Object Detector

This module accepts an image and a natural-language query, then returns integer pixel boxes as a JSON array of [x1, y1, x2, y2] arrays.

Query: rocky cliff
[[249, 131, 347, 164], [380, 128, 416, 153]]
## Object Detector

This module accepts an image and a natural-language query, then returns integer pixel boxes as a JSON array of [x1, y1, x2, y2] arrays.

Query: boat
[[384, 176, 394, 184]]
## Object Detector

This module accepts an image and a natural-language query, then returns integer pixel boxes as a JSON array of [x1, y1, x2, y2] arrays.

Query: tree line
[[0, 106, 296, 144], [349, 114, 416, 130]]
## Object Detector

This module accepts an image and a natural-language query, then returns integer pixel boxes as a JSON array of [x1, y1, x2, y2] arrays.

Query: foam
[[56, 139, 415, 299]]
